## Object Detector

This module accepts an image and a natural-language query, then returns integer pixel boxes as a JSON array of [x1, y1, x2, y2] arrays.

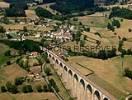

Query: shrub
[[1, 86, 7, 92], [6, 61, 11, 65], [128, 28, 132, 32], [84, 27, 90, 32], [6, 81, 18, 94], [36, 85, 43, 92], [49, 79, 59, 92], [122, 37, 127, 41], [94, 32, 101, 37], [43, 85, 49, 92], [35, 7, 53, 19], [4, 50, 11, 56], [124, 68, 132, 79], [72, 18, 78, 21], [22, 85, 33, 93], [112, 19, 120, 28], [15, 77, 25, 86], [44, 67, 51, 76], [47, 84, 53, 92], [107, 23, 115, 31], [0, 25, 6, 33]]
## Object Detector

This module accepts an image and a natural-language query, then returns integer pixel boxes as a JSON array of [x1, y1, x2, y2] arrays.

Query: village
[[0, 0, 132, 100]]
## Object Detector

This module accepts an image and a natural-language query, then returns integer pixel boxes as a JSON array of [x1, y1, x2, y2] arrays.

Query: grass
[[0, 63, 28, 85], [0, 92, 57, 100], [67, 55, 132, 98], [75, 15, 109, 28]]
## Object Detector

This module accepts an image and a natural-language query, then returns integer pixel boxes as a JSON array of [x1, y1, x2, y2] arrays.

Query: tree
[[4, 50, 11, 56], [43, 85, 49, 92], [42, 52, 48, 61], [72, 18, 78, 21], [36, 85, 43, 92], [1, 17, 10, 24], [124, 68, 132, 79], [15, 77, 25, 86], [75, 31, 82, 43], [1, 86, 7, 92], [6, 81, 18, 94], [49, 79, 59, 92], [118, 40, 124, 52], [112, 19, 120, 28], [107, 23, 115, 31], [0, 25, 6, 33], [22, 85, 33, 93], [6, 61, 11, 65], [35, 7, 53, 19], [44, 67, 51, 76], [84, 27, 90, 32], [41, 38, 49, 48], [121, 51, 125, 75], [128, 28, 132, 32], [23, 26, 28, 32]]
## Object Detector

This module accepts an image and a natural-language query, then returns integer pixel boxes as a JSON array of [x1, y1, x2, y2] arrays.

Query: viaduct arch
[[42, 48, 116, 100]]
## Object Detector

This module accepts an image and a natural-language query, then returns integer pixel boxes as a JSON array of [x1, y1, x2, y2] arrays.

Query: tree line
[[0, 40, 41, 53], [67, 48, 117, 60], [0, 77, 58, 93]]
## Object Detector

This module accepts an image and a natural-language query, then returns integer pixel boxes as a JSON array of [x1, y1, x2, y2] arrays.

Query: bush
[[44, 67, 51, 76], [112, 19, 120, 28], [43, 85, 49, 92], [49, 79, 59, 92], [84, 27, 90, 32], [72, 18, 78, 21], [36, 85, 43, 92], [122, 37, 127, 41], [107, 23, 115, 31], [47, 84, 53, 92], [4, 50, 11, 56], [128, 28, 132, 32], [94, 32, 101, 37], [6, 61, 11, 65], [0, 25, 6, 33], [15, 77, 25, 86], [22, 85, 33, 93], [6, 81, 18, 94], [1, 86, 7, 92], [124, 68, 132, 79]]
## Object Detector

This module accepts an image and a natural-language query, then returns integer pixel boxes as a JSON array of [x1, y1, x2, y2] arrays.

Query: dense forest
[[50, 0, 95, 14], [35, 7, 54, 19], [109, 7, 132, 19], [5, 2, 28, 17]]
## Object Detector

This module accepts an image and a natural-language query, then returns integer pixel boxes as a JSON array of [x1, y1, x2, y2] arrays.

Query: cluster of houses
[[43, 25, 75, 42]]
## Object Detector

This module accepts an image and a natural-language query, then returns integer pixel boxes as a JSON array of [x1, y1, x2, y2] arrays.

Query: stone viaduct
[[41, 47, 116, 100]]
